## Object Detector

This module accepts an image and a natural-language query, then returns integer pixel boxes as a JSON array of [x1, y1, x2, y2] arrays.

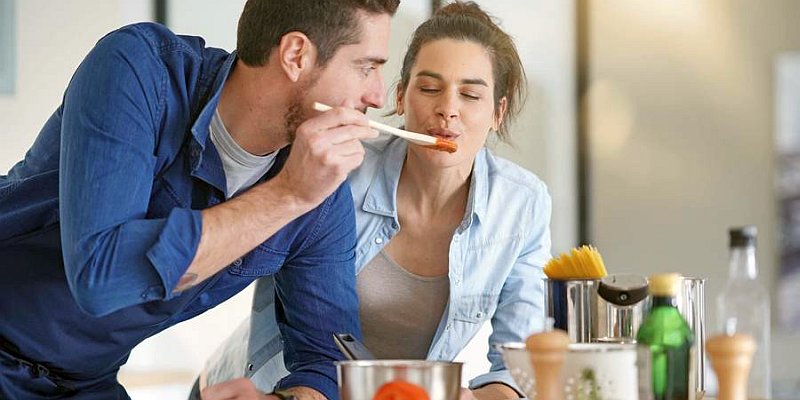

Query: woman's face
[[398, 38, 506, 170]]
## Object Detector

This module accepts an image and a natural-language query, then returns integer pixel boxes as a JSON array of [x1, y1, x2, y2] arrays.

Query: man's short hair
[[237, 0, 400, 67]]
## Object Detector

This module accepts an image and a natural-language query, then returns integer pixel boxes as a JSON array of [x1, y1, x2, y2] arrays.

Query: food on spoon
[[372, 380, 430, 400], [426, 127, 459, 153], [431, 138, 457, 153]]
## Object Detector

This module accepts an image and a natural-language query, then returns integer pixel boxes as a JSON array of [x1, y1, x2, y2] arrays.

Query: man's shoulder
[[97, 23, 227, 67]]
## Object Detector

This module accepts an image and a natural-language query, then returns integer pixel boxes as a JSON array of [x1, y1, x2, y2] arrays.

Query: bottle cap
[[648, 273, 681, 297], [729, 225, 757, 248]]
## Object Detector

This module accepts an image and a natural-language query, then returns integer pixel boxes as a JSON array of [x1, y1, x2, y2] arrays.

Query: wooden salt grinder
[[706, 333, 757, 400], [525, 329, 570, 400]]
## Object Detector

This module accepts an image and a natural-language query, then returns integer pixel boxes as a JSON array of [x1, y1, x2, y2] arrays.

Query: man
[[0, 0, 399, 398]]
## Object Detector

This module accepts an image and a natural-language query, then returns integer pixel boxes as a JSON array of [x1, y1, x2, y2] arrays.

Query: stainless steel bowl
[[336, 360, 462, 400]]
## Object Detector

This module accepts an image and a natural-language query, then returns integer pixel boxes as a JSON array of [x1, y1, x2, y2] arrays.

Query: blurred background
[[2, 0, 800, 398]]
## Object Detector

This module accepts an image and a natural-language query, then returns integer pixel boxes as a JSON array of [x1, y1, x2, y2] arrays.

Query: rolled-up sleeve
[[274, 183, 361, 399], [59, 26, 201, 316], [469, 180, 552, 395]]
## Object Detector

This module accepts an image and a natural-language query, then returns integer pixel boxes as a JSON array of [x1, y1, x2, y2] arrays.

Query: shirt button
[[475, 311, 484, 319], [454, 278, 461, 286], [446, 323, 452, 330], [233, 258, 243, 267], [199, 293, 211, 305], [140, 286, 162, 299], [392, 222, 399, 229], [374, 237, 383, 244]]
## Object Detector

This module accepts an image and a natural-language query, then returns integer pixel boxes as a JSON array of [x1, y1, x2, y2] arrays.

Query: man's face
[[285, 11, 391, 139]]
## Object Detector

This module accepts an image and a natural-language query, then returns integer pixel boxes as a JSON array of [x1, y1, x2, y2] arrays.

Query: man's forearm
[[176, 178, 313, 292], [280, 386, 327, 400]]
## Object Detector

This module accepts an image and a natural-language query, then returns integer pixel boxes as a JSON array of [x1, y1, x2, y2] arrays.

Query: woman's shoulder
[[480, 149, 549, 199]]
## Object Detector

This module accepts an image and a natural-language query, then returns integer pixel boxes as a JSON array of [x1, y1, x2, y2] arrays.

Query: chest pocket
[[147, 174, 190, 219], [227, 245, 288, 277], [452, 293, 500, 324]]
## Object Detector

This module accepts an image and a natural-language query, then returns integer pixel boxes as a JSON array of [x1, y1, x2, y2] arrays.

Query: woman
[[199, 2, 550, 399]]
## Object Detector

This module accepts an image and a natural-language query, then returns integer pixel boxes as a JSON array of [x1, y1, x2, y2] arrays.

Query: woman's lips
[[426, 127, 460, 139]]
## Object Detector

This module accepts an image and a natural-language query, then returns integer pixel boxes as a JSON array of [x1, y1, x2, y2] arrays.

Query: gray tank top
[[356, 249, 449, 359]]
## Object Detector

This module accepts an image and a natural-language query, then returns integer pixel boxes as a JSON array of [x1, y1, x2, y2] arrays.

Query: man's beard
[[284, 71, 322, 143]]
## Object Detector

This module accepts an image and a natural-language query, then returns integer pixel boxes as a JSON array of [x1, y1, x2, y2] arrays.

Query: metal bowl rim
[[335, 360, 462, 368], [497, 341, 639, 353]]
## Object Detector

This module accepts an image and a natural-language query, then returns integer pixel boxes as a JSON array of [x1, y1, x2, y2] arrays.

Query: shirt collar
[[188, 52, 237, 193], [362, 138, 489, 227], [465, 147, 489, 227], [362, 139, 406, 218]]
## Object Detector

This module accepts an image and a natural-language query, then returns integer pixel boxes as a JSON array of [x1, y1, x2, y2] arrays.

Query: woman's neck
[[396, 152, 472, 223]]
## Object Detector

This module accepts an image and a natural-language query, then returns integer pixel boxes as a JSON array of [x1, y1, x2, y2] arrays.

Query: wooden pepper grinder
[[525, 328, 570, 400], [706, 333, 757, 400]]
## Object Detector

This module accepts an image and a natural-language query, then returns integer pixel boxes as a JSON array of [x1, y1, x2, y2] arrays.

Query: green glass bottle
[[636, 273, 694, 400]]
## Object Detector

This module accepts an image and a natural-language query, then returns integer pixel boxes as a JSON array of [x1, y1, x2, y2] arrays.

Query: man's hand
[[463, 383, 522, 400], [272, 106, 378, 207], [201, 378, 326, 400], [201, 378, 271, 400], [460, 388, 480, 400]]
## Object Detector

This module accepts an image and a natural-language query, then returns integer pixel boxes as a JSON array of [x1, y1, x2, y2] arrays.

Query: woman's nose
[[435, 91, 459, 120]]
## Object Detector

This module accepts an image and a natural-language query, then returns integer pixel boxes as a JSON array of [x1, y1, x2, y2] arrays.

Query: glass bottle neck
[[729, 245, 758, 279], [652, 296, 678, 308]]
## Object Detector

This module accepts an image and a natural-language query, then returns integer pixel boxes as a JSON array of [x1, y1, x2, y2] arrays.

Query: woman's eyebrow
[[415, 70, 488, 86]]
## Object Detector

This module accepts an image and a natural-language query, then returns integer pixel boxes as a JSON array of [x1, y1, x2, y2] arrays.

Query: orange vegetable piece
[[372, 380, 430, 400]]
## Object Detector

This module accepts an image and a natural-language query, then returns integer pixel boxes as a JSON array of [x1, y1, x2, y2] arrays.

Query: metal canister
[[336, 360, 462, 400], [677, 277, 706, 394]]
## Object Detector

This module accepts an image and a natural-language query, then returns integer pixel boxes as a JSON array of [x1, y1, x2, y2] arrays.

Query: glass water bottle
[[716, 226, 771, 399]]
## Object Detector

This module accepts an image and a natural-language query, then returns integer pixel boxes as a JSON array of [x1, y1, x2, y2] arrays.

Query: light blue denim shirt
[[352, 136, 551, 391], [203, 136, 552, 394]]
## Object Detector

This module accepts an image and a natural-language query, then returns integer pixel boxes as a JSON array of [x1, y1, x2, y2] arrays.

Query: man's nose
[[363, 72, 387, 109]]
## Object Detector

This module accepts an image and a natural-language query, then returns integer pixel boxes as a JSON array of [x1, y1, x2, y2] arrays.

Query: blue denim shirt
[[209, 136, 552, 394], [0, 23, 358, 399]]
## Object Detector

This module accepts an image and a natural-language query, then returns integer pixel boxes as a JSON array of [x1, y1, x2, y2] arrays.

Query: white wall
[[0, 0, 151, 171], [475, 0, 578, 257]]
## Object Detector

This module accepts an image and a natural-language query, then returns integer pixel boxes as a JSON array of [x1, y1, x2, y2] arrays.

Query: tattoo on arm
[[173, 272, 199, 293]]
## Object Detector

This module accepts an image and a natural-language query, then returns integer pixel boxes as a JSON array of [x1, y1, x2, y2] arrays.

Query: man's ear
[[492, 96, 508, 132], [396, 84, 405, 115], [277, 32, 316, 83]]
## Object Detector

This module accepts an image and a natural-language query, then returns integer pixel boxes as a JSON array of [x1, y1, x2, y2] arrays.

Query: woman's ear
[[278, 32, 316, 83], [396, 84, 405, 115], [492, 97, 508, 132]]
